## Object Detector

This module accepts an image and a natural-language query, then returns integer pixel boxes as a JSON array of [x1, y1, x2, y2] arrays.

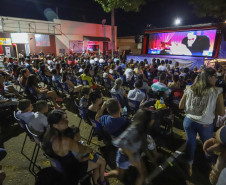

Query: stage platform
[[126, 54, 213, 69]]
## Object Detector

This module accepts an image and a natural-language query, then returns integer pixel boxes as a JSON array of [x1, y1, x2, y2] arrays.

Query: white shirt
[[47, 60, 54, 65], [185, 86, 223, 124], [94, 57, 98, 62], [158, 65, 167, 71], [124, 68, 133, 82], [99, 58, 105, 63], [29, 112, 48, 133], [103, 72, 108, 78], [90, 59, 95, 64], [128, 88, 145, 102]]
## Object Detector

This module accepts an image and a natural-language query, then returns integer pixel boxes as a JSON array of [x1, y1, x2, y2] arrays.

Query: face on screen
[[148, 29, 217, 57]]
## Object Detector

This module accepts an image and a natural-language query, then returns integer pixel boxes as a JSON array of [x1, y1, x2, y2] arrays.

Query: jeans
[[0, 148, 7, 161], [217, 168, 226, 185], [183, 116, 214, 165]]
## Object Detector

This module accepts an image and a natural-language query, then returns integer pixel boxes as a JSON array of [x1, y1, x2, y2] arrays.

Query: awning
[[83, 36, 110, 41]]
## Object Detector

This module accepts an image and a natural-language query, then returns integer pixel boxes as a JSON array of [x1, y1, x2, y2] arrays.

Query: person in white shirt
[[94, 57, 98, 62], [16, 99, 34, 124], [90, 57, 95, 65], [169, 60, 174, 70], [157, 60, 167, 71], [128, 80, 145, 102], [124, 65, 134, 82], [29, 100, 49, 136], [99, 58, 105, 64]]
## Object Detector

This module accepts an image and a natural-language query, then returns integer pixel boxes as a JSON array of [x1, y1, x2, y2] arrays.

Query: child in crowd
[[28, 100, 49, 137], [64, 126, 109, 185], [16, 99, 34, 124], [79, 86, 92, 109]]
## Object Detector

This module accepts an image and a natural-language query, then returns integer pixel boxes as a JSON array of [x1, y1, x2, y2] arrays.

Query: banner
[[0, 38, 11, 45], [69, 40, 83, 53]]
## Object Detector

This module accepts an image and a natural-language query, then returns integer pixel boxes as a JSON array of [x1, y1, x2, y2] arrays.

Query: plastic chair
[[61, 82, 73, 95], [74, 101, 87, 128], [82, 80, 89, 86]]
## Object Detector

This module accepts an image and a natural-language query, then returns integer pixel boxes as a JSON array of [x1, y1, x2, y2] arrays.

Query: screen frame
[[147, 28, 219, 58]]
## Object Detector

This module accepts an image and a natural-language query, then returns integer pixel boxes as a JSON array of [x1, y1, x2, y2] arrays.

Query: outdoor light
[[174, 18, 181, 25]]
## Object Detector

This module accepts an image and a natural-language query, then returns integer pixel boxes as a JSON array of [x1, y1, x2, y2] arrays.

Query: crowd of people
[[0, 52, 226, 185]]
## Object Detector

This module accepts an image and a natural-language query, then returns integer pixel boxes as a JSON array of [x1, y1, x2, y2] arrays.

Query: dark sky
[[0, 0, 220, 36]]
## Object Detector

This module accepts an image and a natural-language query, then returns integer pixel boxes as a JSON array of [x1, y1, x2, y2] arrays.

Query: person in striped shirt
[[151, 72, 171, 97]]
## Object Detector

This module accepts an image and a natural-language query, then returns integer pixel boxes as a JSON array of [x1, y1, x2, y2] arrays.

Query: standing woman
[[179, 68, 225, 176]]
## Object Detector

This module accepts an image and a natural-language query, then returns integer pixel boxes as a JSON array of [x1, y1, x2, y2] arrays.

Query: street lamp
[[174, 18, 181, 25]]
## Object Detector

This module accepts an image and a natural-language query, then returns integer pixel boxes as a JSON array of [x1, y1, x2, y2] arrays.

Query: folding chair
[[128, 99, 140, 113], [74, 101, 88, 128], [25, 124, 42, 176], [87, 119, 102, 145], [14, 112, 41, 176]]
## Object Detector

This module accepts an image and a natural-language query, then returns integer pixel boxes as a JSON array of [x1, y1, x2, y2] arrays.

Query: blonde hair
[[191, 68, 216, 96]]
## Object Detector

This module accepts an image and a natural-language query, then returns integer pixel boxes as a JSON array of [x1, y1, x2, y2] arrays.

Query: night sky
[[0, 0, 220, 37]]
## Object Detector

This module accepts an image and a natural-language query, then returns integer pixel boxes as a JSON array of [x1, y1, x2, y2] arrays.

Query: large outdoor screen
[[148, 29, 217, 57]]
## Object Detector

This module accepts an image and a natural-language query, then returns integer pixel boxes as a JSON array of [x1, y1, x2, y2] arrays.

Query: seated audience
[[28, 100, 48, 137], [158, 60, 167, 72], [26, 75, 62, 109], [81, 68, 95, 87], [87, 91, 103, 121], [128, 80, 145, 102], [16, 99, 34, 123], [168, 75, 180, 89], [151, 72, 172, 97], [61, 72, 83, 93], [42, 110, 108, 185], [124, 65, 134, 82], [103, 66, 114, 82], [79, 86, 92, 109], [19, 68, 30, 87], [52, 68, 61, 82], [96, 98, 130, 138], [110, 78, 127, 100], [137, 74, 149, 93], [0, 74, 22, 99]]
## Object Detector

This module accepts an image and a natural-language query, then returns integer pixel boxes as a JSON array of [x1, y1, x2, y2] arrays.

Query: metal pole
[[111, 8, 115, 57]]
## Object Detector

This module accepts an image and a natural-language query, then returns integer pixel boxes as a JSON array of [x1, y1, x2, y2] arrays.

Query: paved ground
[[0, 98, 213, 185]]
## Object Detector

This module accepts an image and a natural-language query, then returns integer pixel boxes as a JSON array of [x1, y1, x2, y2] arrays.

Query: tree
[[94, 0, 147, 56], [190, 0, 226, 19]]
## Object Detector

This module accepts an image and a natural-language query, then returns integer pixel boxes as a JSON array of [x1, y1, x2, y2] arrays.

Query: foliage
[[94, 0, 147, 12], [190, 0, 226, 19]]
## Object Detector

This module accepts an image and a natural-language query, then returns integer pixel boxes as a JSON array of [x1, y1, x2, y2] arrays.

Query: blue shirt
[[99, 115, 130, 137]]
